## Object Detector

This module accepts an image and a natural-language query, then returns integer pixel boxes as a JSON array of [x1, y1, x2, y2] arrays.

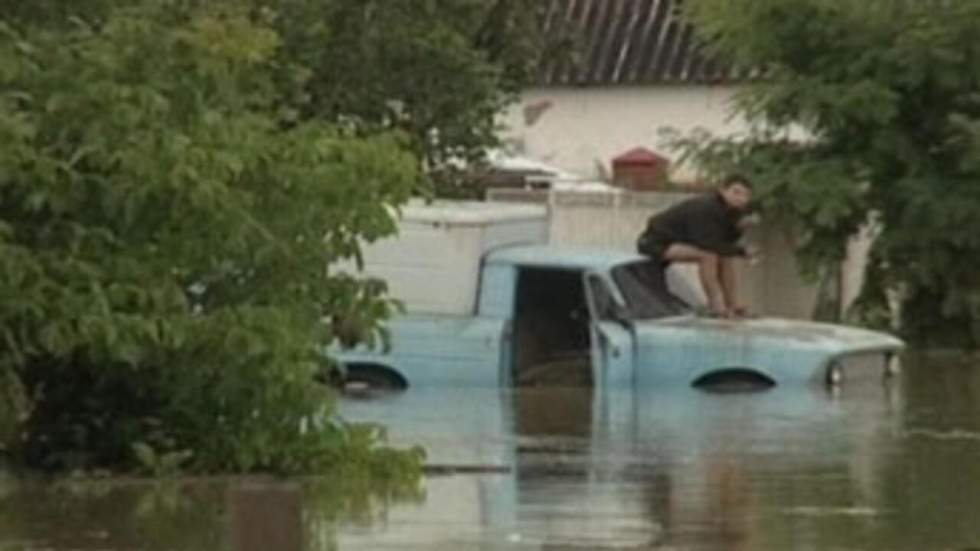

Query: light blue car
[[331, 244, 904, 393]]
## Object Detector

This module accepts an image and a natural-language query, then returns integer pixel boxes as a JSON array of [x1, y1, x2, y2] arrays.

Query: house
[[499, 0, 753, 182], [493, 0, 869, 321]]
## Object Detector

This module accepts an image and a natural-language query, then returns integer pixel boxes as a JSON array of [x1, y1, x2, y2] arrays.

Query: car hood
[[627, 315, 904, 386], [634, 315, 904, 353]]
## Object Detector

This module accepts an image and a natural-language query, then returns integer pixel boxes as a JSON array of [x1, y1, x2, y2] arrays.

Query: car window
[[610, 261, 692, 320]]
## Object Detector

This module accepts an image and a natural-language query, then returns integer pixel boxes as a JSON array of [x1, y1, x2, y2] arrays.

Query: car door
[[583, 272, 636, 389]]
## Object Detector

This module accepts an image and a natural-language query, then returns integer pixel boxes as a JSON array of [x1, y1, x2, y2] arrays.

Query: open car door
[[583, 272, 636, 389]]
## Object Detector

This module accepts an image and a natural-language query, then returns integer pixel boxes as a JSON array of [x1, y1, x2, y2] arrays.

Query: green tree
[[668, 0, 980, 347], [0, 0, 422, 474], [0, 0, 125, 26], [2, 0, 559, 196], [266, 0, 563, 197]]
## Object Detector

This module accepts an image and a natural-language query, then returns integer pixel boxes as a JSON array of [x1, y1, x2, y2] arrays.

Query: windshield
[[610, 261, 693, 320]]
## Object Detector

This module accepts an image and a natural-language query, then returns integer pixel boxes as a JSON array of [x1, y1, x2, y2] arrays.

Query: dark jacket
[[640, 192, 746, 257]]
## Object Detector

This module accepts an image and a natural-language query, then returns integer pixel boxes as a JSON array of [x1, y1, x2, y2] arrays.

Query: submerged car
[[329, 202, 904, 393]]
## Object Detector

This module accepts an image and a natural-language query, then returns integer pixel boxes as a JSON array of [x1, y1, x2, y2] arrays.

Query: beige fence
[[487, 188, 868, 320]]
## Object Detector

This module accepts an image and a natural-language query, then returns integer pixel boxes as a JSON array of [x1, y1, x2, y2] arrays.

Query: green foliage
[[1, 0, 556, 196], [0, 0, 422, 473], [262, 0, 559, 196], [0, 0, 127, 28], [0, 363, 27, 451], [132, 442, 193, 478], [672, 0, 980, 347]]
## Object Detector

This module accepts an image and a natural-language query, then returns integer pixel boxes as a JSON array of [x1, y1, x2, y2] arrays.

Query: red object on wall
[[611, 147, 670, 191]]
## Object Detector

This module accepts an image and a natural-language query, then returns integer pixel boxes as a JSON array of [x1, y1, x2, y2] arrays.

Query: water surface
[[3, 353, 980, 550]]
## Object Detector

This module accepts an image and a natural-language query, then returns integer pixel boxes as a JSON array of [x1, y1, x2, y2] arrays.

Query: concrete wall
[[498, 85, 748, 180], [485, 189, 868, 321]]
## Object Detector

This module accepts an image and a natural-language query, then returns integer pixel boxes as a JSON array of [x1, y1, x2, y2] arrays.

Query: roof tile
[[537, 0, 742, 86]]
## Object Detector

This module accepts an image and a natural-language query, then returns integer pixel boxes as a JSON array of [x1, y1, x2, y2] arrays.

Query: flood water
[[3, 352, 980, 550]]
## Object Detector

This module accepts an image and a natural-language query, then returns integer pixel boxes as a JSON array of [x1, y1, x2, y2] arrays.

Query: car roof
[[485, 244, 646, 271]]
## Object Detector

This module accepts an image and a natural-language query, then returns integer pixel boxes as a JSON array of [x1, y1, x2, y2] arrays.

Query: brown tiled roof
[[538, 0, 749, 86]]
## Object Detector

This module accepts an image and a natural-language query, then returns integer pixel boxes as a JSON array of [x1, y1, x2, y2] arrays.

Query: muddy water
[[3, 352, 980, 550]]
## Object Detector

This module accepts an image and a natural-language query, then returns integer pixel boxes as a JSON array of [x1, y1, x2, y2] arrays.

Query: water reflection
[[0, 478, 227, 550], [334, 356, 974, 551], [0, 473, 422, 551], [4, 354, 980, 550], [229, 481, 302, 551]]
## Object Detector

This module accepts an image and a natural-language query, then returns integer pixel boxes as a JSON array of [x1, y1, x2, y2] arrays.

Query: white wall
[[499, 85, 748, 180]]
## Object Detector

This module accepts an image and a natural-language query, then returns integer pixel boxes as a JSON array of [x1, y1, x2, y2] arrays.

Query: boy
[[637, 174, 757, 318]]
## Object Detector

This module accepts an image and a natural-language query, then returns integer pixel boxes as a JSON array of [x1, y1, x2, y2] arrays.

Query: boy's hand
[[743, 245, 763, 266], [738, 213, 761, 230]]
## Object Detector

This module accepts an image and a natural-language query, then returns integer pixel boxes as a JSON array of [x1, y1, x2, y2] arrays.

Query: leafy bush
[[0, 1, 421, 474]]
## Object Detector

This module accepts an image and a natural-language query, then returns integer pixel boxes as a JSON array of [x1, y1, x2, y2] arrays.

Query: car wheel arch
[[340, 362, 409, 396], [691, 367, 776, 393]]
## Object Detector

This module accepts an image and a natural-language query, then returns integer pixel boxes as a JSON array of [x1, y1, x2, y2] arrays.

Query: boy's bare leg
[[662, 243, 726, 316], [698, 256, 726, 316], [719, 257, 745, 317]]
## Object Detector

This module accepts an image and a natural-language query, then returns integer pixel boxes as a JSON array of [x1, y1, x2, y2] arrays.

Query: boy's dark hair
[[721, 173, 752, 189]]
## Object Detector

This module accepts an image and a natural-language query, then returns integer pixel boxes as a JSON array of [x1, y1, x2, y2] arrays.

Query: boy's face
[[720, 182, 752, 211]]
